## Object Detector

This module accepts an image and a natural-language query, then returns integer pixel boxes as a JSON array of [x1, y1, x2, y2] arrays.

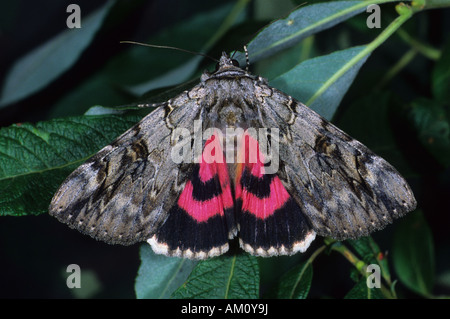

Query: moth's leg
[[137, 102, 164, 108]]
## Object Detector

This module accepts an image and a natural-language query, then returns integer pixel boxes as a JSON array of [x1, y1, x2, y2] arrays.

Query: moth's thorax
[[201, 51, 254, 83], [203, 76, 258, 130], [201, 67, 253, 83], [216, 102, 245, 129]]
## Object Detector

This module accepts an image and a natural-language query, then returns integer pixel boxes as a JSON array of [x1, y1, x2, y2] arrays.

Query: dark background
[[0, 0, 449, 298]]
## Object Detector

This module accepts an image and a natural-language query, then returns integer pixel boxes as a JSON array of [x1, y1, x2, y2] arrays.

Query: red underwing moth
[[49, 51, 417, 259]]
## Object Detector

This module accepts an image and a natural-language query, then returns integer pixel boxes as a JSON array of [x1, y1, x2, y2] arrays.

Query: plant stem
[[423, 0, 450, 10], [324, 238, 396, 299], [396, 28, 441, 60], [376, 48, 418, 90], [287, 244, 327, 299]]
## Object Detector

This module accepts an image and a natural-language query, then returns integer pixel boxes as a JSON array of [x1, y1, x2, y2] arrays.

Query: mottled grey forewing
[[256, 85, 416, 240], [49, 89, 205, 245]]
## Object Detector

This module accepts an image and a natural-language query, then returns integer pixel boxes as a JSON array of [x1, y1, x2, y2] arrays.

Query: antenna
[[119, 41, 218, 63], [244, 45, 250, 72]]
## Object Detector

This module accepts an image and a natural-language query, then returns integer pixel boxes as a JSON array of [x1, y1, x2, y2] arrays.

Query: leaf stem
[[376, 48, 418, 89], [299, 36, 315, 62], [396, 28, 441, 60], [423, 0, 450, 10], [224, 255, 237, 299]]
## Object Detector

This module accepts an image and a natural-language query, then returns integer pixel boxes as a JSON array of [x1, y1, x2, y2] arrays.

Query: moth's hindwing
[[236, 133, 316, 256], [148, 133, 237, 259]]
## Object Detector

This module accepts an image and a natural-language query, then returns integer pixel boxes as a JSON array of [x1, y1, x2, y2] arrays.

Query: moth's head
[[200, 49, 253, 83], [201, 51, 249, 82], [215, 52, 241, 71]]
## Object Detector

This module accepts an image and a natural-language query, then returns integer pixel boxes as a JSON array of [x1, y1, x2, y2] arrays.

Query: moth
[[50, 51, 416, 259]]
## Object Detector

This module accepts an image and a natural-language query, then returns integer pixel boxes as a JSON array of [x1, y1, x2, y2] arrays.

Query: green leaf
[[171, 253, 259, 299], [0, 1, 115, 107], [135, 244, 197, 299], [272, 260, 313, 299], [408, 98, 450, 168], [432, 35, 450, 102], [0, 113, 142, 216], [125, 1, 247, 96], [392, 210, 435, 296], [233, 0, 376, 64], [270, 45, 370, 120], [126, 56, 204, 97], [344, 278, 385, 299], [263, 0, 414, 121], [255, 39, 316, 81], [347, 237, 380, 265], [49, 2, 240, 118]]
